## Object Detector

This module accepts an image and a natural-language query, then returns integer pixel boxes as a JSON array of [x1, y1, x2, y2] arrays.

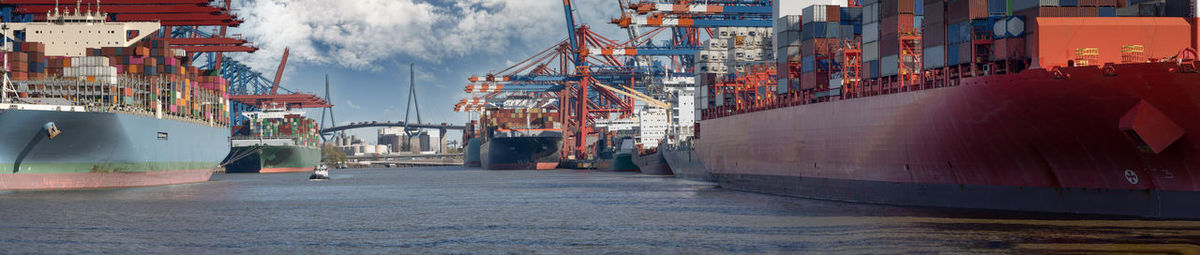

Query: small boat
[[308, 164, 330, 181]]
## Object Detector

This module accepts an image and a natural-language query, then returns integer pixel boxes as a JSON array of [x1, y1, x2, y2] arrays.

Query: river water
[[0, 166, 1197, 254]]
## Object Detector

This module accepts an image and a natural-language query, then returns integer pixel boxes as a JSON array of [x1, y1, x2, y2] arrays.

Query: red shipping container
[[879, 32, 901, 56], [827, 6, 841, 22], [1078, 7, 1098, 17], [800, 72, 829, 90], [802, 38, 839, 56], [924, 0, 946, 25]]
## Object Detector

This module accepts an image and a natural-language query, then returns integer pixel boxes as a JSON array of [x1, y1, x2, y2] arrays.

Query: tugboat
[[308, 163, 330, 181]]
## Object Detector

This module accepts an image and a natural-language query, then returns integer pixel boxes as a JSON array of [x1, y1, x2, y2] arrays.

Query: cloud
[[345, 100, 362, 109], [230, 0, 622, 73]]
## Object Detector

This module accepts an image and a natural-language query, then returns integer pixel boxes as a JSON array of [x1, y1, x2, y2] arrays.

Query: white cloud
[[232, 0, 624, 73], [345, 100, 362, 109]]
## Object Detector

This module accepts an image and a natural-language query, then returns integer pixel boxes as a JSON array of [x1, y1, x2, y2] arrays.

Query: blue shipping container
[[988, 0, 1007, 14], [848, 7, 863, 21], [947, 44, 960, 65], [868, 60, 880, 78], [1059, 0, 1077, 6], [1098, 7, 1116, 17], [914, 16, 923, 31], [826, 22, 840, 38], [802, 56, 816, 73], [914, 0, 924, 15]]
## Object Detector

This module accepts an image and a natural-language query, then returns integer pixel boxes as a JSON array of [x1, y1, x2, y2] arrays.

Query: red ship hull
[[697, 63, 1200, 219], [0, 169, 212, 190]]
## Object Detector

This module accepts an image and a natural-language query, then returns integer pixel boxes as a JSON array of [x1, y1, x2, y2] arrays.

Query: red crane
[[229, 47, 329, 109]]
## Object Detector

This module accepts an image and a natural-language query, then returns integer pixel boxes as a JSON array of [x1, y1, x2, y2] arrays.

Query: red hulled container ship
[[695, 1, 1200, 219]]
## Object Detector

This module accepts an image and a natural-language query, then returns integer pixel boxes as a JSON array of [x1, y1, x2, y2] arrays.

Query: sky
[[224, 0, 624, 144]]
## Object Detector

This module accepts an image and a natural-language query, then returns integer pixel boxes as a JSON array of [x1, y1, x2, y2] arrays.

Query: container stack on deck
[[4, 39, 230, 126], [696, 26, 774, 111], [482, 108, 561, 131], [704, 0, 1198, 115], [775, 15, 800, 93], [248, 115, 321, 147]]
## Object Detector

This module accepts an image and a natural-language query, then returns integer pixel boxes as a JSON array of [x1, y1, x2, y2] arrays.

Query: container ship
[[476, 107, 562, 170], [0, 9, 231, 190], [223, 107, 321, 173], [687, 1, 1200, 218]]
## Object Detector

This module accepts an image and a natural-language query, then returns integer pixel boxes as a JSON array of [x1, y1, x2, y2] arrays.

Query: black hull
[[480, 136, 561, 170]]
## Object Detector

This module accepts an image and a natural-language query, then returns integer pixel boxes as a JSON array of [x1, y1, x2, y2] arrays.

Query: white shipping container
[[707, 39, 728, 49], [863, 22, 880, 42], [718, 27, 733, 39], [1039, 0, 1058, 6], [863, 41, 880, 61], [736, 27, 748, 37], [881, 55, 899, 76], [923, 45, 946, 69], [802, 5, 828, 24]]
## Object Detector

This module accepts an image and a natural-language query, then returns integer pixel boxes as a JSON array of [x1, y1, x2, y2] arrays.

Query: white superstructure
[[0, 1, 160, 56], [636, 107, 669, 149]]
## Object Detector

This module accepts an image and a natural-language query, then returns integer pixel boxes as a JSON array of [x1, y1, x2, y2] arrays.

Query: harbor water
[[0, 166, 1197, 253]]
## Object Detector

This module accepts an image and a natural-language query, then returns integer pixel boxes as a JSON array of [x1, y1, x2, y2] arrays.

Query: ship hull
[[480, 136, 561, 170], [465, 138, 482, 167], [0, 109, 228, 190], [697, 63, 1200, 219], [224, 145, 321, 173], [632, 151, 672, 175], [606, 153, 639, 172], [662, 149, 714, 181]]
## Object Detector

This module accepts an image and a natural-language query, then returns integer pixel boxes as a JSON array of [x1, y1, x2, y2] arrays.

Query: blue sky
[[224, 0, 623, 144]]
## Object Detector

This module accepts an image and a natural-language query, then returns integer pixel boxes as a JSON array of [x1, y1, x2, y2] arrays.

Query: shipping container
[[880, 55, 899, 76], [947, 43, 960, 65], [924, 45, 947, 68], [882, 0, 917, 17], [864, 23, 880, 43], [949, 0, 990, 22], [864, 41, 881, 61], [864, 3, 880, 23], [867, 60, 881, 78]]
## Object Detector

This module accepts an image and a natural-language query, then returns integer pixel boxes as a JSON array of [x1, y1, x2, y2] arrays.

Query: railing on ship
[[7, 76, 229, 127], [702, 59, 1200, 120]]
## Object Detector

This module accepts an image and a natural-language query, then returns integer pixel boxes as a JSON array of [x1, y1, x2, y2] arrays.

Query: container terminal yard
[[1, 0, 1199, 253]]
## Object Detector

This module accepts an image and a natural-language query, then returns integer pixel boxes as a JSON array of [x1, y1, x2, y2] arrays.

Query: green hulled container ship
[[223, 107, 321, 173]]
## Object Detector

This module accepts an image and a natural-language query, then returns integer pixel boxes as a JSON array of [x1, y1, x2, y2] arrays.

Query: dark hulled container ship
[[696, 12, 1200, 218], [480, 131, 562, 170], [476, 108, 562, 170]]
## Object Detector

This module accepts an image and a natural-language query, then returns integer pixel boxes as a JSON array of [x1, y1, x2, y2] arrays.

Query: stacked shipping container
[[3, 39, 231, 126], [696, 26, 773, 109], [248, 114, 322, 147]]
